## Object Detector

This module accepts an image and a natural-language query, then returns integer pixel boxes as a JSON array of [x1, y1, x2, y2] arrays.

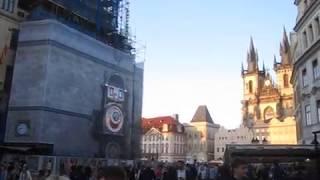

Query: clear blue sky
[[130, 0, 297, 129]]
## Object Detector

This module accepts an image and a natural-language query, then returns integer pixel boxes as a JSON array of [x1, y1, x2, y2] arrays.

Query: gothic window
[[313, 60, 320, 80], [302, 68, 308, 87], [248, 80, 253, 93], [305, 105, 311, 125], [283, 74, 289, 88]]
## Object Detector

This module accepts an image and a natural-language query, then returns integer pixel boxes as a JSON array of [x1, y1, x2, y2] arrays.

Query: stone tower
[[241, 38, 266, 127]]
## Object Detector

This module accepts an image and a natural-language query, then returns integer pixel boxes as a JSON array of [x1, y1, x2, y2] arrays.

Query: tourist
[[139, 164, 155, 180], [216, 165, 232, 180], [176, 161, 186, 180], [269, 162, 285, 180], [19, 164, 32, 180], [98, 166, 127, 180], [0, 163, 7, 180], [208, 164, 218, 180], [231, 159, 248, 180], [162, 166, 177, 180], [198, 164, 208, 180]]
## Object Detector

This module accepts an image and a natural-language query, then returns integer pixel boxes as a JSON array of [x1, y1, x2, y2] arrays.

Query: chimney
[[172, 114, 179, 121]]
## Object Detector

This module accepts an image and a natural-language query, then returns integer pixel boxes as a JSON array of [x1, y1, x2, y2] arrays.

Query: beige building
[[0, 0, 26, 91], [241, 34, 297, 145], [185, 105, 220, 163], [214, 126, 253, 160], [291, 0, 320, 144], [141, 115, 186, 162]]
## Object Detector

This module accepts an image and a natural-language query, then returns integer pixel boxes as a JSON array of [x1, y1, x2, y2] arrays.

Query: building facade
[[0, 0, 28, 142], [214, 126, 253, 160], [241, 34, 297, 145], [2, 0, 144, 159], [292, 0, 320, 144], [141, 115, 186, 163], [185, 105, 220, 163]]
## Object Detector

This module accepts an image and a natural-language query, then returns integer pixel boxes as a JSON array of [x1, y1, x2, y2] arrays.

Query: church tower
[[274, 27, 294, 116], [242, 38, 265, 100], [274, 28, 293, 96], [241, 33, 297, 145], [241, 38, 266, 127]]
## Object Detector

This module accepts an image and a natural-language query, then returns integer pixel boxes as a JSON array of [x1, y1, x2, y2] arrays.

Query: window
[[316, 17, 320, 36], [248, 80, 253, 93], [317, 101, 320, 123], [303, 31, 308, 48], [309, 24, 314, 42], [305, 105, 311, 125], [302, 68, 308, 87], [217, 148, 219, 152], [222, 147, 224, 152], [283, 74, 289, 88], [9, 0, 15, 13], [313, 60, 320, 80], [165, 144, 168, 153], [144, 144, 146, 153]]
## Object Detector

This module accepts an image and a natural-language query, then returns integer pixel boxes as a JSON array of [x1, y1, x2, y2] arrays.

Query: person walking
[[231, 159, 248, 180], [19, 164, 32, 180]]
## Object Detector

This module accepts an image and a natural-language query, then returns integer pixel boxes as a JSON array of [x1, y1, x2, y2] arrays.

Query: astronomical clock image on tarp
[[103, 75, 127, 136]]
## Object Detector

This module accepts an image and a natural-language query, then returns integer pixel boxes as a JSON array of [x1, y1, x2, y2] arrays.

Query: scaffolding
[[18, 0, 133, 53]]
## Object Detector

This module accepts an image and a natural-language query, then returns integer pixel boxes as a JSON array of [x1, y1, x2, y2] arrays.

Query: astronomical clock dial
[[16, 123, 29, 136], [105, 105, 124, 133]]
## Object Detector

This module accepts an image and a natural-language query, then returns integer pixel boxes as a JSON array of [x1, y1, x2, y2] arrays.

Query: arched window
[[248, 80, 253, 93], [283, 74, 289, 88]]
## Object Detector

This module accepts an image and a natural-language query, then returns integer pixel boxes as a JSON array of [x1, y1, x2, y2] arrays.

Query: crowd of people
[[0, 159, 316, 180]]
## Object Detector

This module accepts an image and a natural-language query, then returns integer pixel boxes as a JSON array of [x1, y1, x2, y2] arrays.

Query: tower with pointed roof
[[241, 35, 297, 145], [274, 28, 294, 97], [185, 105, 220, 162]]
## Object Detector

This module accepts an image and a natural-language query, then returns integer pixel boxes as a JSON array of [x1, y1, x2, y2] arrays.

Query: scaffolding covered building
[[18, 0, 132, 52]]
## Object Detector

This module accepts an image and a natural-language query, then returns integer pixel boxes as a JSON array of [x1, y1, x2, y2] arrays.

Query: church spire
[[280, 27, 291, 65], [247, 37, 259, 73], [241, 62, 245, 76]]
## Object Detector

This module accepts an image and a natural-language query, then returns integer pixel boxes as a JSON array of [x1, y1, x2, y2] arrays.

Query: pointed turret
[[280, 27, 291, 65], [241, 62, 245, 76], [273, 55, 279, 69], [247, 37, 259, 73]]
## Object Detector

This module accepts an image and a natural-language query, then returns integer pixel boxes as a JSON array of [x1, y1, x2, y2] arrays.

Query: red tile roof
[[141, 116, 184, 134]]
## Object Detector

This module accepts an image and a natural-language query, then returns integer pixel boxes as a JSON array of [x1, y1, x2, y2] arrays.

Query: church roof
[[191, 105, 214, 124]]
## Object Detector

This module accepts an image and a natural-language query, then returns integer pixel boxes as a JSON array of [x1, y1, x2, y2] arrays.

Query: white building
[[141, 115, 186, 162], [292, 0, 320, 144], [214, 126, 253, 160]]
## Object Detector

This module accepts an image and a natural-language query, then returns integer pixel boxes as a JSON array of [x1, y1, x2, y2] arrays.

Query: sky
[[130, 0, 297, 129]]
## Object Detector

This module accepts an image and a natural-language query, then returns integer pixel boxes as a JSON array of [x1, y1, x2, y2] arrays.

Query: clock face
[[105, 105, 124, 133], [265, 80, 271, 86], [16, 123, 29, 136]]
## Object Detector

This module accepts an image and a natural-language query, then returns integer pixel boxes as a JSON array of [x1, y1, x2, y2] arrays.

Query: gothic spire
[[280, 27, 291, 65], [247, 37, 259, 73], [241, 62, 245, 76]]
